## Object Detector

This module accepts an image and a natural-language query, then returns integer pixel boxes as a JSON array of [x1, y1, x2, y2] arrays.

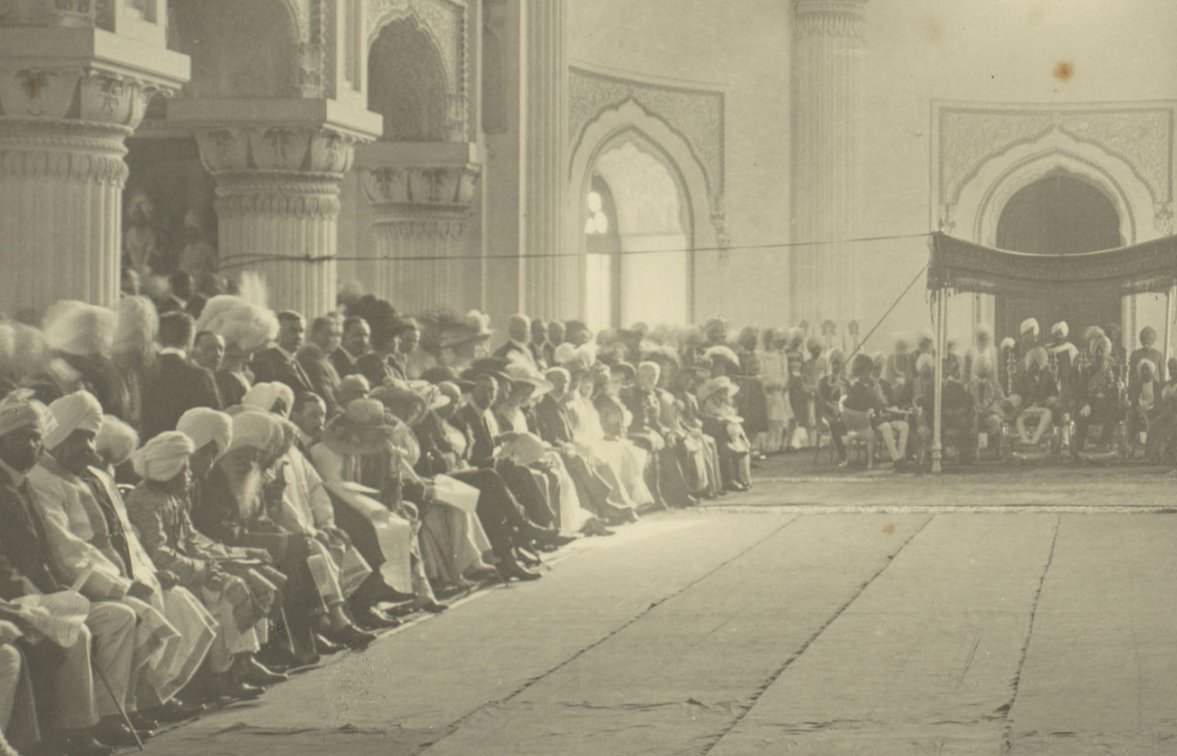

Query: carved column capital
[[0, 64, 173, 131], [194, 125, 357, 177], [793, 0, 868, 40]]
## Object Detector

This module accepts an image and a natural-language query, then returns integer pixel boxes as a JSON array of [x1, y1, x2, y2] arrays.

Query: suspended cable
[[214, 231, 933, 272]]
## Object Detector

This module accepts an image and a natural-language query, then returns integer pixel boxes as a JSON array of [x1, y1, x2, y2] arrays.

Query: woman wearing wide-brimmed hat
[[698, 375, 753, 492], [372, 384, 499, 592], [310, 398, 446, 613]]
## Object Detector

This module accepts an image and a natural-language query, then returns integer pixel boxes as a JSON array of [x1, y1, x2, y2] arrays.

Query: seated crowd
[[0, 286, 765, 755], [772, 317, 1173, 470]]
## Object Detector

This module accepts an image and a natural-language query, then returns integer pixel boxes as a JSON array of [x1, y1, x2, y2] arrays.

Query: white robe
[[30, 463, 215, 706], [280, 446, 373, 600], [310, 444, 415, 595]]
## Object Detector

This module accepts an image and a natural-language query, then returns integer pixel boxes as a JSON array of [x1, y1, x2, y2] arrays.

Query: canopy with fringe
[[927, 232, 1177, 296]]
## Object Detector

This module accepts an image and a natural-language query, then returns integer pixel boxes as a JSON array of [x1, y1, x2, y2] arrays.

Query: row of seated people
[[0, 296, 760, 755], [810, 320, 1174, 469]]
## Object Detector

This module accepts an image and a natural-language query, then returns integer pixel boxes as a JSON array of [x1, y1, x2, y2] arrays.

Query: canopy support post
[[932, 289, 948, 474], [1166, 284, 1176, 380]]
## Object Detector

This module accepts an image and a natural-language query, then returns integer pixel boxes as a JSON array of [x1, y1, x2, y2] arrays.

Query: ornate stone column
[[192, 125, 357, 318], [358, 142, 483, 314], [790, 0, 868, 330], [520, 0, 575, 319], [0, 1, 188, 312]]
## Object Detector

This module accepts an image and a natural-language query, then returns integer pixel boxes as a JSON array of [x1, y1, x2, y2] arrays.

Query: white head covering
[[553, 343, 577, 366], [0, 390, 47, 439], [132, 431, 194, 483], [43, 301, 115, 357], [1051, 321, 1069, 339], [229, 410, 283, 454], [195, 296, 280, 353], [242, 382, 294, 418], [1020, 318, 1040, 337], [44, 391, 103, 450], [177, 408, 233, 460], [95, 415, 139, 468]]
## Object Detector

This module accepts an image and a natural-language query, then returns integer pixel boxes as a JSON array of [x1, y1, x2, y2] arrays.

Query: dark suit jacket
[[0, 467, 62, 599], [142, 353, 223, 438], [298, 345, 341, 415], [251, 347, 315, 395], [494, 342, 538, 370], [453, 403, 498, 468], [330, 348, 359, 380], [534, 394, 573, 445], [355, 352, 405, 389]]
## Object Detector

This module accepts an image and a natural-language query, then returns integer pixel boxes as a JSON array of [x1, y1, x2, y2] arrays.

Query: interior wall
[[857, 0, 1177, 353], [568, 0, 793, 330]]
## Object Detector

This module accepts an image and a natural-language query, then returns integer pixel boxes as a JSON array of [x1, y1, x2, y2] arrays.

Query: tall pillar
[[790, 0, 868, 330], [520, 0, 575, 320], [0, 1, 188, 312], [192, 125, 358, 318], [358, 142, 483, 315]]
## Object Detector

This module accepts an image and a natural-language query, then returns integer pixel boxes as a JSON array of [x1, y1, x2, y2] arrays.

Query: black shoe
[[522, 522, 559, 544], [497, 557, 542, 582], [210, 674, 265, 700], [240, 655, 288, 686], [55, 730, 115, 756], [128, 711, 160, 732], [415, 599, 448, 614], [353, 605, 402, 630], [325, 623, 377, 650], [91, 718, 147, 748], [314, 633, 346, 655], [147, 698, 207, 722], [551, 533, 578, 546]]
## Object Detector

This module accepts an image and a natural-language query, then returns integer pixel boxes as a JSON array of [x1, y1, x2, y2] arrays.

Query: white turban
[[95, 415, 139, 468], [43, 300, 115, 357], [44, 391, 103, 450], [131, 431, 194, 483], [229, 410, 282, 454], [243, 382, 294, 418], [1020, 318, 1040, 337], [553, 343, 576, 366], [1052, 321, 1069, 339], [177, 408, 233, 460], [0, 390, 46, 439]]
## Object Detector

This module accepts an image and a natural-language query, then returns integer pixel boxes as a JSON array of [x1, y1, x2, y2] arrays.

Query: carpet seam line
[[698, 513, 935, 755]]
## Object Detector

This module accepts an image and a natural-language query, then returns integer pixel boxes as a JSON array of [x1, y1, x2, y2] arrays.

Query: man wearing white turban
[[242, 382, 294, 419], [29, 393, 192, 728], [0, 390, 142, 753], [196, 410, 376, 663], [125, 431, 282, 700]]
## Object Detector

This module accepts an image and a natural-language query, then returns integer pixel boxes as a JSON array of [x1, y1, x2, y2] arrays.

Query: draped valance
[[927, 232, 1177, 296]]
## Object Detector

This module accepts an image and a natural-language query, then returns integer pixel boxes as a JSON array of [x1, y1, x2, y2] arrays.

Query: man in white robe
[[28, 392, 184, 727]]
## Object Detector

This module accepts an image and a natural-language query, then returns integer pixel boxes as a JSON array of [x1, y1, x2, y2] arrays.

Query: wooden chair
[[840, 402, 876, 469]]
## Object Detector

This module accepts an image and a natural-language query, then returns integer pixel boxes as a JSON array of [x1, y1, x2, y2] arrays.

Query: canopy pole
[[1166, 284, 1176, 380], [932, 289, 948, 474]]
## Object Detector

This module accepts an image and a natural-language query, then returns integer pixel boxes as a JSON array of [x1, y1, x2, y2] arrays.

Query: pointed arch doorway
[[994, 171, 1124, 340]]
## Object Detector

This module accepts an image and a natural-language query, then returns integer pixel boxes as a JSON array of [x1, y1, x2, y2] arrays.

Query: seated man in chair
[[1011, 347, 1058, 447], [843, 354, 909, 471], [1072, 335, 1125, 458]]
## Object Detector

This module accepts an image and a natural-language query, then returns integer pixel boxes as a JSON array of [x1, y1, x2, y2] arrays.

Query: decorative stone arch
[[365, 0, 467, 139], [951, 128, 1165, 341], [569, 98, 719, 322], [367, 15, 451, 141], [570, 99, 717, 252], [954, 128, 1156, 248]]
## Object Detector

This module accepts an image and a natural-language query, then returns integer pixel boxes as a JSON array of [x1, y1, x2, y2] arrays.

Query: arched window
[[584, 175, 619, 330]]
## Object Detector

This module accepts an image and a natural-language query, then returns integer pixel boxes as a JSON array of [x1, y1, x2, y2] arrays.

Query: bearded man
[[31, 393, 217, 723]]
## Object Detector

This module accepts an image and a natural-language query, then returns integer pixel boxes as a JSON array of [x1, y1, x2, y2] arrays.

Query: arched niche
[[585, 138, 689, 328], [368, 16, 450, 142], [569, 99, 716, 323], [169, 0, 301, 99], [949, 128, 1163, 343]]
